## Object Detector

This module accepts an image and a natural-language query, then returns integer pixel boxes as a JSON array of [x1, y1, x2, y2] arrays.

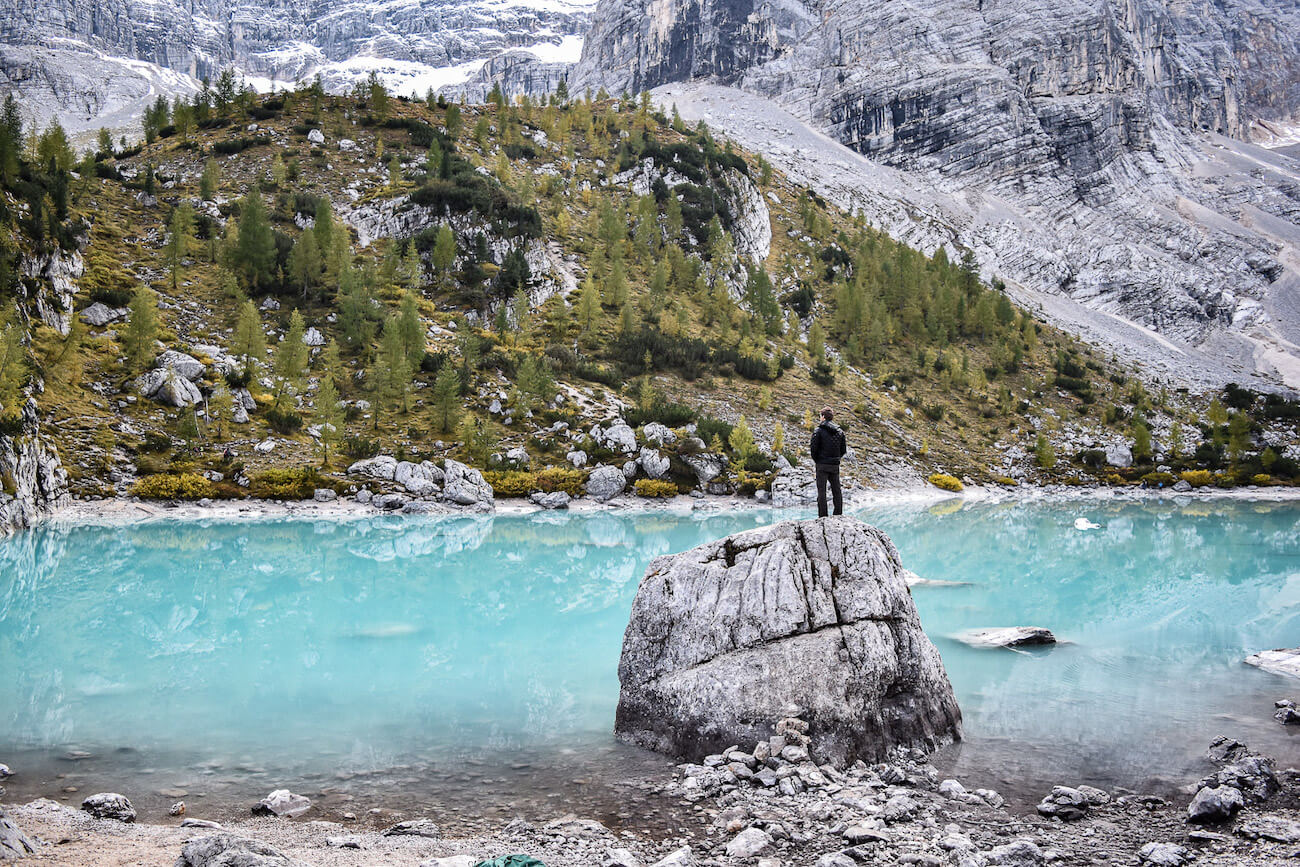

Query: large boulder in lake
[[615, 516, 961, 765]]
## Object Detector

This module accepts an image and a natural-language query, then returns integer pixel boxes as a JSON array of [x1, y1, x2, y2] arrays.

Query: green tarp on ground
[[475, 857, 546, 867]]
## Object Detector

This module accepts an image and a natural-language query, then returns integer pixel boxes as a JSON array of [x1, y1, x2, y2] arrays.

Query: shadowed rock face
[[615, 516, 962, 766]]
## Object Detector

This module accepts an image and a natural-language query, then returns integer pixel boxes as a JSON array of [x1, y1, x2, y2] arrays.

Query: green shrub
[[1252, 473, 1272, 485], [266, 408, 303, 434], [535, 467, 586, 496], [1141, 471, 1176, 486], [131, 473, 214, 500], [633, 479, 678, 498], [0, 410, 23, 437], [344, 436, 380, 459], [483, 471, 537, 498], [928, 473, 963, 492], [1180, 469, 1213, 487], [249, 467, 325, 499], [694, 417, 733, 447]]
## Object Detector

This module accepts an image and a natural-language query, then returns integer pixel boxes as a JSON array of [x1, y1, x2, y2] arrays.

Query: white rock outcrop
[[615, 516, 962, 764]]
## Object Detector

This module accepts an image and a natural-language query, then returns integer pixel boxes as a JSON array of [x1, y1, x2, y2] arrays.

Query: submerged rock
[[954, 627, 1056, 648], [80, 792, 136, 822], [251, 789, 311, 818], [615, 516, 962, 765], [1245, 648, 1300, 678], [176, 832, 306, 866]]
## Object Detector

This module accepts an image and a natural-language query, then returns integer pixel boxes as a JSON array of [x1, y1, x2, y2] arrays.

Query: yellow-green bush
[[1141, 471, 1176, 486], [1104, 473, 1127, 486], [535, 467, 586, 496], [250, 467, 326, 499], [483, 471, 537, 498], [131, 473, 215, 500], [1180, 470, 1214, 487], [633, 479, 678, 498], [1252, 473, 1272, 485], [993, 476, 1019, 487], [928, 473, 963, 492]]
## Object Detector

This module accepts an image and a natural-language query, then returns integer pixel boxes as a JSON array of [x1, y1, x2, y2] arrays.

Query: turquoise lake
[[2, 499, 1299, 826]]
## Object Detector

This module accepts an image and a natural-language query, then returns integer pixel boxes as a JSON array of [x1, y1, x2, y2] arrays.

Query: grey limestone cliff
[[1, 0, 593, 135], [574, 0, 1300, 387], [0, 398, 70, 535]]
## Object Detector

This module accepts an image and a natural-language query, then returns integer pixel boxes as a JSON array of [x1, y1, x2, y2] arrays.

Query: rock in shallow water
[[80, 792, 135, 822], [251, 789, 310, 818], [1245, 648, 1300, 678], [614, 516, 961, 765], [954, 627, 1056, 648]]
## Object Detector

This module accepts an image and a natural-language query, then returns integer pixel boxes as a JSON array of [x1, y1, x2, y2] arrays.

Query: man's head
[[821, 407, 833, 421]]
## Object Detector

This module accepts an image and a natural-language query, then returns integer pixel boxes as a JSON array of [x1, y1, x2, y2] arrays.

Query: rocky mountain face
[[0, 398, 69, 535], [573, 0, 1300, 388], [1, 0, 593, 135]]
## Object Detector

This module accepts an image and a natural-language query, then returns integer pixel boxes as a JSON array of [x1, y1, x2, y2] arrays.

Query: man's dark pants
[[816, 465, 842, 517]]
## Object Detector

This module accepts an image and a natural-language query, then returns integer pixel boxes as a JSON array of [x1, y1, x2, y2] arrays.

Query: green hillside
[[1, 80, 1296, 502]]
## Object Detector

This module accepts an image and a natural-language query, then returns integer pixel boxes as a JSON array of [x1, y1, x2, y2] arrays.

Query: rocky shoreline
[[26, 481, 1300, 533], [5, 729, 1300, 866]]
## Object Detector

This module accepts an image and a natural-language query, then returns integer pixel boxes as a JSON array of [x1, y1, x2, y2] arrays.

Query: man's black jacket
[[810, 421, 847, 469]]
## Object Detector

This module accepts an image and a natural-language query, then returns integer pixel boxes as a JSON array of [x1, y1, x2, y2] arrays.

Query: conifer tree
[[319, 338, 344, 389], [430, 364, 462, 433], [396, 292, 424, 367], [315, 375, 343, 464], [516, 354, 554, 408], [273, 309, 310, 408], [288, 230, 322, 299], [236, 190, 276, 292], [577, 275, 600, 334], [431, 225, 457, 278], [1132, 413, 1152, 462], [165, 203, 194, 290], [209, 382, 234, 439], [200, 158, 220, 201], [122, 285, 160, 371], [231, 299, 267, 372], [372, 318, 411, 423], [1035, 432, 1056, 469]]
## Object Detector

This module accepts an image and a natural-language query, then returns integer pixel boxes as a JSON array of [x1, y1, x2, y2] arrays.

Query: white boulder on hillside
[[592, 422, 638, 454], [347, 455, 398, 481], [615, 516, 962, 765], [439, 459, 494, 510]]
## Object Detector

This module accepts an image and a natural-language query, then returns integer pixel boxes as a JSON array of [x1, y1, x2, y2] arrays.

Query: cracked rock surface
[[615, 516, 962, 765]]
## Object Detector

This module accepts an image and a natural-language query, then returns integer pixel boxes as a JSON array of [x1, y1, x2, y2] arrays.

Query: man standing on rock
[[810, 407, 847, 517]]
